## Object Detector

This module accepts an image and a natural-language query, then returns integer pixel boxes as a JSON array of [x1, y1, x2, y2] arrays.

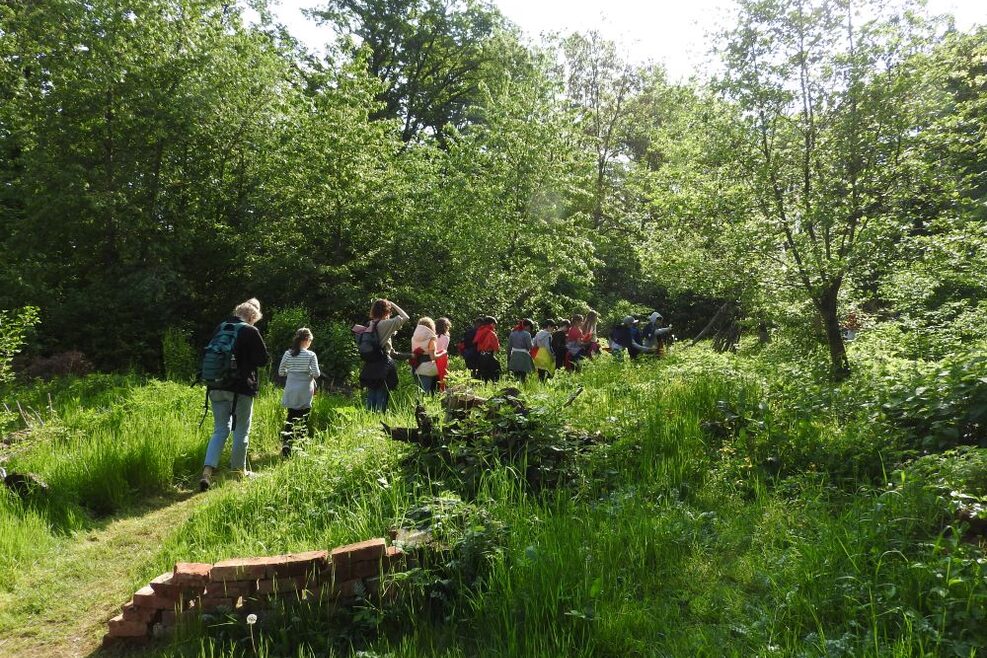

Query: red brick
[[160, 606, 199, 626], [211, 557, 279, 582], [352, 559, 387, 580], [132, 585, 175, 610], [330, 538, 386, 565], [205, 579, 256, 598], [385, 546, 406, 571], [302, 585, 324, 602], [173, 562, 212, 587], [329, 540, 389, 581], [199, 596, 236, 612], [149, 572, 186, 599], [333, 578, 365, 598], [108, 613, 150, 638], [121, 601, 160, 624], [255, 575, 310, 595], [269, 550, 329, 578], [365, 576, 400, 604]]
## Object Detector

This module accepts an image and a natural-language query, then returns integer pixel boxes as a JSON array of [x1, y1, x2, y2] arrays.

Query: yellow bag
[[532, 346, 555, 373]]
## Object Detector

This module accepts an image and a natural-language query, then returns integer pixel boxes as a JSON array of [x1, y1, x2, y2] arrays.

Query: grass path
[[0, 491, 204, 658]]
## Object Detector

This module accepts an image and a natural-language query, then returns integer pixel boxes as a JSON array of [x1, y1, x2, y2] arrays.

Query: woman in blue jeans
[[200, 298, 269, 491]]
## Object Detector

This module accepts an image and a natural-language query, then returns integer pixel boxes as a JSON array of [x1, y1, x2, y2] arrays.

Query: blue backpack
[[200, 321, 247, 389]]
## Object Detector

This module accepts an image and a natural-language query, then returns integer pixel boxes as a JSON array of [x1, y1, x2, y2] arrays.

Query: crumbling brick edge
[[104, 537, 405, 647]]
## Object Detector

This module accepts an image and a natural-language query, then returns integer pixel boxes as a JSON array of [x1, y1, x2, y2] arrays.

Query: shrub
[[19, 351, 92, 380], [312, 321, 358, 387], [0, 306, 39, 384], [881, 350, 987, 452], [162, 327, 197, 382]]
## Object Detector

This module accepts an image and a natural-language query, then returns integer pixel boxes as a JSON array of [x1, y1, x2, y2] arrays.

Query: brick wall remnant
[[103, 538, 406, 647]]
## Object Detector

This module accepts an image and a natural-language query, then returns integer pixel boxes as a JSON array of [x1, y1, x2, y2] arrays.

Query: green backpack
[[200, 321, 247, 389]]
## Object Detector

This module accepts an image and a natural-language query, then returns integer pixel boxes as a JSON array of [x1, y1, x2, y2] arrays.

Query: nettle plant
[[882, 350, 987, 452]]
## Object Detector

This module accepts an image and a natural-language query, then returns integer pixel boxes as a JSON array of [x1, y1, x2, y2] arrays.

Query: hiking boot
[[199, 466, 213, 492], [281, 443, 292, 458], [232, 469, 256, 481]]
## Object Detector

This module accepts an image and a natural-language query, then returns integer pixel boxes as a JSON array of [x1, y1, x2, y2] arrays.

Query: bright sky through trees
[[270, 0, 984, 80]]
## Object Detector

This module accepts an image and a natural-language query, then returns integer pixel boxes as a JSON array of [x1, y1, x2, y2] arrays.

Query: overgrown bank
[[2, 338, 986, 656]]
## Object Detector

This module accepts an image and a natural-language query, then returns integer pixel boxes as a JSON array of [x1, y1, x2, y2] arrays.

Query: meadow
[[1, 336, 986, 658]]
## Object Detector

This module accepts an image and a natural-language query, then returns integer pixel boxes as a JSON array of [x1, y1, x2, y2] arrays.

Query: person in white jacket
[[278, 327, 320, 457]]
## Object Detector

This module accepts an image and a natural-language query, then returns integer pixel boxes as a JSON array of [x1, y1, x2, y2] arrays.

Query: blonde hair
[[585, 310, 599, 334], [234, 298, 262, 324], [417, 316, 436, 331]]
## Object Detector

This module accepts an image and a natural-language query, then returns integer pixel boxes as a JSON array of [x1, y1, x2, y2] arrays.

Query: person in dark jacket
[[610, 316, 651, 360], [551, 319, 570, 370], [459, 316, 483, 376], [200, 298, 270, 491]]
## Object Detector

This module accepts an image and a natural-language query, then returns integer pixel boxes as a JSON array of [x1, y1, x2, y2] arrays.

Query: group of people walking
[[198, 297, 671, 491]]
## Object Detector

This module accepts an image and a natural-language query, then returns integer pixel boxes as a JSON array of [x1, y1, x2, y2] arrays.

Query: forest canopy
[[0, 0, 984, 377]]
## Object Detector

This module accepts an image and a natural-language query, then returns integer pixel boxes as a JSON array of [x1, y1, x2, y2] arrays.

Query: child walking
[[278, 328, 320, 457], [435, 317, 452, 391]]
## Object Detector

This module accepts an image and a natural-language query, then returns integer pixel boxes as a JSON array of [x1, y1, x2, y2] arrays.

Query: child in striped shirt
[[278, 328, 321, 457]]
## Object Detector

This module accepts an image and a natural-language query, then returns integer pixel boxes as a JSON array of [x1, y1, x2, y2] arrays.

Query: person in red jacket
[[473, 316, 501, 382]]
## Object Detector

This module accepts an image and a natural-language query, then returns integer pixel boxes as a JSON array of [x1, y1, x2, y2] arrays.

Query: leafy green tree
[[716, 0, 944, 378], [556, 31, 641, 230], [0, 0, 309, 367], [314, 0, 506, 143]]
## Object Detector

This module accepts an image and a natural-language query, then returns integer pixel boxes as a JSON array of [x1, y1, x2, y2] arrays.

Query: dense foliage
[[0, 1, 986, 654], [2, 0, 982, 374]]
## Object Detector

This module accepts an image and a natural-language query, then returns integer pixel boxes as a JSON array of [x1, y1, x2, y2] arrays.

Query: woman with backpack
[[278, 328, 321, 458], [200, 298, 269, 491], [357, 299, 409, 412]]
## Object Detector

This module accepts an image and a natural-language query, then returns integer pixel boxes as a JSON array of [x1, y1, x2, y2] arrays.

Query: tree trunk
[[817, 281, 850, 381], [692, 301, 734, 345]]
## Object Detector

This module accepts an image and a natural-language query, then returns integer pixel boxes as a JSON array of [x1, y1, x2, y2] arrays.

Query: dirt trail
[[0, 493, 201, 658]]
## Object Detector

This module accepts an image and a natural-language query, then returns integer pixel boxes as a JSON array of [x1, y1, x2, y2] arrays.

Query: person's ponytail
[[291, 328, 313, 357]]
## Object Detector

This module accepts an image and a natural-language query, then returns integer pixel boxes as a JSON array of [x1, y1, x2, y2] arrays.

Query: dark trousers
[[477, 352, 501, 383], [281, 408, 310, 455]]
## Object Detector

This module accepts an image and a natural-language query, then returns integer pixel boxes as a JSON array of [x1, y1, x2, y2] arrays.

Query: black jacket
[[212, 316, 269, 396]]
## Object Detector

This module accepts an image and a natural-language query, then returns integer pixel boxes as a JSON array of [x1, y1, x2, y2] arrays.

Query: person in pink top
[[565, 313, 585, 370], [435, 317, 452, 391], [410, 317, 446, 394]]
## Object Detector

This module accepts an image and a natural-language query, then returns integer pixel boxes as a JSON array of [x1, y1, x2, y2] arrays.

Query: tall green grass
[[147, 353, 987, 657], [5, 347, 987, 656]]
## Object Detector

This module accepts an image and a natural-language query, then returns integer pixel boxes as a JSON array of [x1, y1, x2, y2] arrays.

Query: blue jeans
[[416, 375, 435, 394], [204, 390, 254, 470], [366, 387, 389, 412]]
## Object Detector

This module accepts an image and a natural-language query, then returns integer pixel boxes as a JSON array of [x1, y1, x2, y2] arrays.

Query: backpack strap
[[197, 388, 209, 428]]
